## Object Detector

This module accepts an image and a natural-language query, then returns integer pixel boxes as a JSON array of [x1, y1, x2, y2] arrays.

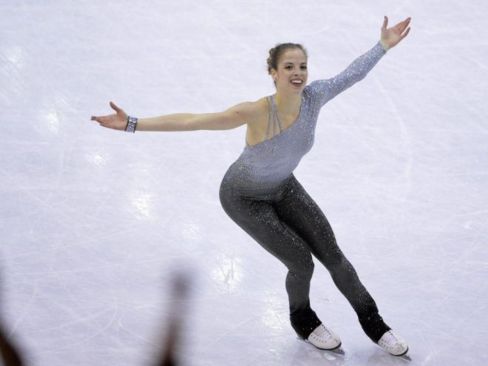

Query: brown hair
[[266, 43, 308, 74]]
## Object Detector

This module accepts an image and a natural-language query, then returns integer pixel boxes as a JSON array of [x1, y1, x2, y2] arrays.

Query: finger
[[109, 101, 122, 113], [400, 27, 411, 39], [91, 116, 103, 123], [382, 15, 388, 30], [92, 116, 109, 123], [398, 17, 412, 31]]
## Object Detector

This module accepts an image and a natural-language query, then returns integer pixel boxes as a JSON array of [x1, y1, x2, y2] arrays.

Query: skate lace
[[313, 324, 331, 338], [381, 331, 399, 347]]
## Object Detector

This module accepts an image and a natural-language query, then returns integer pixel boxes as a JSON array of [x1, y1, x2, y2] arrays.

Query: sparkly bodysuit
[[221, 42, 386, 198], [219, 42, 391, 341]]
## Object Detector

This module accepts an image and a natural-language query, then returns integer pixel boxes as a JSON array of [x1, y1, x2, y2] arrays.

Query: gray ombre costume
[[219, 43, 391, 341]]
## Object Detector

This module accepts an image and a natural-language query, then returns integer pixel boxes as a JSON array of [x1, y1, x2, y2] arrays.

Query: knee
[[322, 250, 347, 270], [305, 260, 315, 277], [289, 258, 314, 280]]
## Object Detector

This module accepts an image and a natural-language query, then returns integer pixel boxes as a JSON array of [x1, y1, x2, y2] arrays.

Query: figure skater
[[91, 16, 412, 356]]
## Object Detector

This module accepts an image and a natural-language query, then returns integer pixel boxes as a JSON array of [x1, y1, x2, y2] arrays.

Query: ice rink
[[1, 1, 487, 365]]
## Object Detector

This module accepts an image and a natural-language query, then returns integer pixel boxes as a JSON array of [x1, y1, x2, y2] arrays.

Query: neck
[[274, 90, 302, 114]]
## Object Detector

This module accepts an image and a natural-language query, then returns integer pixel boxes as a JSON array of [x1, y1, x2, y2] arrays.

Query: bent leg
[[219, 187, 321, 338], [274, 176, 390, 342]]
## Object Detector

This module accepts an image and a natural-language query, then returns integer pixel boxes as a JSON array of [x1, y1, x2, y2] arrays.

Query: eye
[[301, 65, 308, 70], [285, 65, 293, 70]]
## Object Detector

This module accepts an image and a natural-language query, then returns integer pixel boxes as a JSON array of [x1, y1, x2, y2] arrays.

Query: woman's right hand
[[91, 101, 128, 130]]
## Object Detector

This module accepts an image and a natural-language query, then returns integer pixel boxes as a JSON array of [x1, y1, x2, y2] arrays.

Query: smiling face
[[270, 48, 308, 94]]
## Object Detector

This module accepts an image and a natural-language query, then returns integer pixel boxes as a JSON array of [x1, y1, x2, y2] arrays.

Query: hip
[[220, 162, 295, 201]]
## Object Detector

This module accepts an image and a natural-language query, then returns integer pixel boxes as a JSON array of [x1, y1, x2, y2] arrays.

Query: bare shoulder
[[230, 97, 268, 125]]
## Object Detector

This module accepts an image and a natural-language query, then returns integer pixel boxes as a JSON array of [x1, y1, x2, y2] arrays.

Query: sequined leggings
[[219, 174, 390, 342]]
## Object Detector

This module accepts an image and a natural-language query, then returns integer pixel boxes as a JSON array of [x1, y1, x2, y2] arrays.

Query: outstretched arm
[[310, 16, 412, 106], [91, 101, 254, 132]]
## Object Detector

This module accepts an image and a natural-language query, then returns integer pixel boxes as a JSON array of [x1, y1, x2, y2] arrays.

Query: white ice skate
[[306, 324, 342, 350], [377, 330, 409, 356]]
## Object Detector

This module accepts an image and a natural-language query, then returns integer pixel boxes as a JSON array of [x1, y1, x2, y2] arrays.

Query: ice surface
[[1, 1, 487, 365]]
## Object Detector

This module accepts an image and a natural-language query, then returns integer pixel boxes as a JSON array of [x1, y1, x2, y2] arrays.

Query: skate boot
[[306, 324, 341, 350], [377, 330, 409, 356]]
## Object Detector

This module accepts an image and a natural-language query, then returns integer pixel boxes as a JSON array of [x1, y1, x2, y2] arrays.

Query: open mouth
[[290, 79, 303, 87]]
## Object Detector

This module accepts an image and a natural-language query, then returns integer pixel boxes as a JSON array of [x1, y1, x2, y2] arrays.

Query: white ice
[[1, 1, 487, 365]]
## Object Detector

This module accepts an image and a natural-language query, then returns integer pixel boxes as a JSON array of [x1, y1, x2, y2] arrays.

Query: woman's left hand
[[380, 16, 411, 50]]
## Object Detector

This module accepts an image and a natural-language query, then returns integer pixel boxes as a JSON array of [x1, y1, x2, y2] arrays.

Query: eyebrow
[[283, 62, 307, 65]]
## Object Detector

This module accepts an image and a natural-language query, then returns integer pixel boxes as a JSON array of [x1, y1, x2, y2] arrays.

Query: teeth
[[291, 80, 302, 84]]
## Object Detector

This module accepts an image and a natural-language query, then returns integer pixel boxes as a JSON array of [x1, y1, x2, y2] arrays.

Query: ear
[[270, 69, 277, 81]]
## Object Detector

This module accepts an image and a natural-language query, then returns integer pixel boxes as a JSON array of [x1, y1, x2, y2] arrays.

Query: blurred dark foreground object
[[0, 325, 24, 366], [154, 271, 192, 366], [0, 270, 192, 366], [0, 270, 24, 366]]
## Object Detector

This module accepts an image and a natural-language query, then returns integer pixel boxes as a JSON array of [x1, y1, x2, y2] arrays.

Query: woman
[[91, 16, 412, 356]]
